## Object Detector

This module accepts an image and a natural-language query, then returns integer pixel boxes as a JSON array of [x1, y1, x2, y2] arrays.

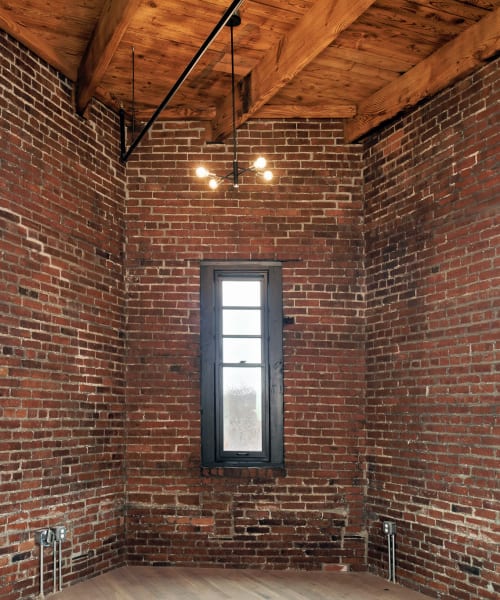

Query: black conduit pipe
[[120, 0, 246, 163]]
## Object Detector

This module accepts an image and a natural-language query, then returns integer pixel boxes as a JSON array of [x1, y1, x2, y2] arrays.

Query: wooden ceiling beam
[[211, 0, 376, 141], [0, 7, 72, 80], [133, 107, 217, 121], [75, 0, 143, 116], [134, 102, 357, 122], [344, 7, 500, 142], [256, 103, 357, 119]]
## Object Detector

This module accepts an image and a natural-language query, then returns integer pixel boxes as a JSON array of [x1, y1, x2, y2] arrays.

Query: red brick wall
[[364, 58, 499, 600], [0, 32, 126, 598], [2, 22, 498, 600], [124, 120, 366, 570]]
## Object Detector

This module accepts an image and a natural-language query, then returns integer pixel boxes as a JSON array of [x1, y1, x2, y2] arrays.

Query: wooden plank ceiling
[[1, 0, 499, 143]]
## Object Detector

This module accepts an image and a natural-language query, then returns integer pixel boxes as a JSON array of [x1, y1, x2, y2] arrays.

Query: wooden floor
[[51, 566, 431, 599]]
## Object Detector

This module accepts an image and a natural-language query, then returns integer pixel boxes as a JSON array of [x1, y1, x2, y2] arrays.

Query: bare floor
[[51, 566, 431, 599]]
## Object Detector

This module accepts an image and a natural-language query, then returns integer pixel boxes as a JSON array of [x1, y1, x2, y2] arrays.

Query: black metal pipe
[[120, 0, 246, 163], [119, 108, 126, 162]]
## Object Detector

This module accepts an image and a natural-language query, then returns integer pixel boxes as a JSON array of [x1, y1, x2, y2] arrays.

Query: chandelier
[[195, 13, 273, 190]]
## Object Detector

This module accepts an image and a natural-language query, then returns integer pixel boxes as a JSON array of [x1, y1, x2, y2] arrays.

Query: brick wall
[[364, 58, 499, 600], [0, 32, 126, 599], [124, 120, 367, 570], [1, 22, 498, 600]]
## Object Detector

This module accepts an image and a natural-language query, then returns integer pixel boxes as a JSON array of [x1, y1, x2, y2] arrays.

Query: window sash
[[200, 262, 284, 468], [216, 272, 268, 460]]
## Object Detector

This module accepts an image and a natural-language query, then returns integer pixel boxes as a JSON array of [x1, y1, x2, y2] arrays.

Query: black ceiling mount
[[226, 13, 241, 27]]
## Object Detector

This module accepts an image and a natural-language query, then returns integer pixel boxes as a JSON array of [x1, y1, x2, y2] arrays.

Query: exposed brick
[[364, 58, 499, 600], [1, 24, 498, 600], [0, 31, 126, 599]]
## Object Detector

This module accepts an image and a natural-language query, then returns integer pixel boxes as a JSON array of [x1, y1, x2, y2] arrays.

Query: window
[[200, 262, 283, 468]]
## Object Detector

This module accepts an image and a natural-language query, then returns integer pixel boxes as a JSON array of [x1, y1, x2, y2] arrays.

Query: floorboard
[[51, 566, 431, 599]]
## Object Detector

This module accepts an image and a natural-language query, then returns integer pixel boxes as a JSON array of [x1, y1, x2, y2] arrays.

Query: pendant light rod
[[131, 46, 136, 138], [195, 13, 273, 190], [230, 18, 239, 187], [119, 0, 246, 163]]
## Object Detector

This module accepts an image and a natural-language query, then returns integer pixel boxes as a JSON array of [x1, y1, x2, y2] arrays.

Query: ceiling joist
[[0, 1, 497, 145], [344, 7, 500, 142], [257, 103, 357, 119], [0, 6, 72, 80], [75, 0, 143, 116], [210, 0, 377, 141]]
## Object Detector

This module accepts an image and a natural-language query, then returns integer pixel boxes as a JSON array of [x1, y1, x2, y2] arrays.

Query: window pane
[[222, 280, 261, 307], [223, 338, 262, 364], [201, 262, 283, 468], [222, 367, 262, 452], [222, 309, 261, 335]]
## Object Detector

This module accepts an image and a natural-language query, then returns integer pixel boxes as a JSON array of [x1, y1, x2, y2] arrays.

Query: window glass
[[222, 280, 261, 307], [222, 309, 261, 336], [200, 262, 283, 468], [222, 366, 263, 452], [222, 338, 262, 364]]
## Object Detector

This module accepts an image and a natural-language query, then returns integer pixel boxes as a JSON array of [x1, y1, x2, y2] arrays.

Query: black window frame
[[200, 261, 284, 468]]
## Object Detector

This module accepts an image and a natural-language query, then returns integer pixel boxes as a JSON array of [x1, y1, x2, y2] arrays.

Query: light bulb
[[196, 166, 209, 178], [253, 156, 267, 170], [208, 178, 219, 190], [263, 170, 273, 182]]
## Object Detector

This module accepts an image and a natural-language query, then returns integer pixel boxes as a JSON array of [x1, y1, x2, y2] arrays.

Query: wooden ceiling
[[1, 0, 499, 143]]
